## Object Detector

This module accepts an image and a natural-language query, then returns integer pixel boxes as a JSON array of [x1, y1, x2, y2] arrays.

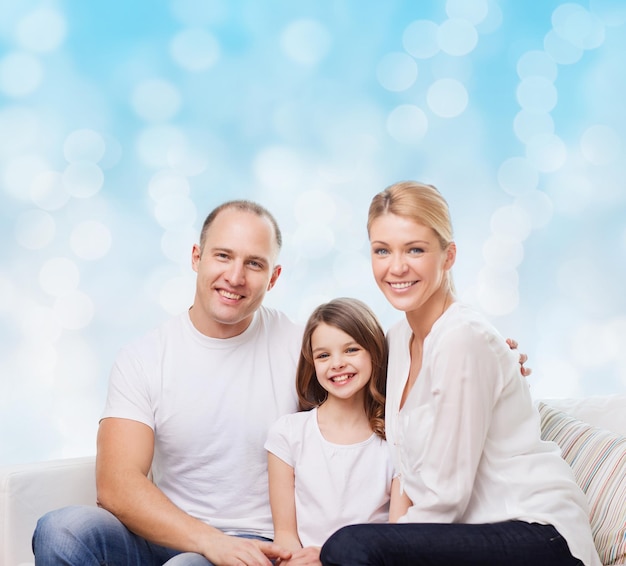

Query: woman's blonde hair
[[296, 297, 387, 440], [367, 180, 455, 293]]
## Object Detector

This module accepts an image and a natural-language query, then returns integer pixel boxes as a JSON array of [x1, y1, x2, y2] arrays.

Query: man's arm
[[97, 417, 291, 565]]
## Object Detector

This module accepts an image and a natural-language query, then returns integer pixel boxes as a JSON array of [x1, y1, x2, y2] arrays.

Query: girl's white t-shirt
[[265, 407, 394, 547]]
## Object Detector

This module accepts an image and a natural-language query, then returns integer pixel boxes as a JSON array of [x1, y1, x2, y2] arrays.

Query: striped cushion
[[538, 402, 626, 566]]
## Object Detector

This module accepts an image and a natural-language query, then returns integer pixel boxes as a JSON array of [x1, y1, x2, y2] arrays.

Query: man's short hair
[[199, 200, 283, 250]]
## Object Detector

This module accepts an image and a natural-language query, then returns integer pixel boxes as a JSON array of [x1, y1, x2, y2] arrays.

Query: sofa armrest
[[0, 456, 97, 566]]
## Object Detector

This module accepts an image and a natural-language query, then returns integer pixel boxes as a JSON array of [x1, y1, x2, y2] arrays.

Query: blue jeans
[[319, 521, 584, 566], [32, 505, 272, 566]]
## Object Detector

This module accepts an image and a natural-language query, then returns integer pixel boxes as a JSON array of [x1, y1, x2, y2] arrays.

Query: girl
[[320, 181, 600, 566], [265, 298, 401, 565]]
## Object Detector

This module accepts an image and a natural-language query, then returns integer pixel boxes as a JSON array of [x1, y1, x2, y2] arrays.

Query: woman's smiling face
[[369, 213, 455, 314]]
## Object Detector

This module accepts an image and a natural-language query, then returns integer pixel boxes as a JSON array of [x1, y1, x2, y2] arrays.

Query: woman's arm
[[389, 476, 412, 522], [268, 452, 303, 553]]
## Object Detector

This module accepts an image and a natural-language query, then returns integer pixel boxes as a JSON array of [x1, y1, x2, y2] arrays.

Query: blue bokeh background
[[1, 0, 625, 465]]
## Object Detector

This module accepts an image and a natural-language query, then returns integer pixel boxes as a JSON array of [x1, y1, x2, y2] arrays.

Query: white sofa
[[1, 395, 625, 566]]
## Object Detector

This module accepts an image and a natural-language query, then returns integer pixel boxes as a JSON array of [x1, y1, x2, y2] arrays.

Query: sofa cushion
[[540, 395, 626, 437], [538, 402, 626, 566]]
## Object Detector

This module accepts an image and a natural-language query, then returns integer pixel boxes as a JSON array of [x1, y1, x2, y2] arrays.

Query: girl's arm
[[389, 476, 412, 522], [268, 452, 303, 553]]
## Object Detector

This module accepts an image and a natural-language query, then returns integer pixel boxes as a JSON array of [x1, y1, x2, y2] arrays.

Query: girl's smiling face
[[369, 213, 455, 314], [311, 323, 373, 403]]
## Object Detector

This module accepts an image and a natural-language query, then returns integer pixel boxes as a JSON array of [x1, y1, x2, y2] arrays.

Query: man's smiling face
[[190, 207, 281, 339]]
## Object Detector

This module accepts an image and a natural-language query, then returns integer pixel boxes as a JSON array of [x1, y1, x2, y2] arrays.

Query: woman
[[320, 181, 600, 566]]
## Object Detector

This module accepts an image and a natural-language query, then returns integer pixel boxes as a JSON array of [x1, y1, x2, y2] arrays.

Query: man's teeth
[[220, 290, 242, 300], [331, 374, 353, 383], [390, 281, 414, 289]]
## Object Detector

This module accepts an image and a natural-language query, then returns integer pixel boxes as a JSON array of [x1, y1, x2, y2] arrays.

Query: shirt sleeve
[[100, 345, 156, 429], [264, 414, 296, 467], [399, 320, 516, 523]]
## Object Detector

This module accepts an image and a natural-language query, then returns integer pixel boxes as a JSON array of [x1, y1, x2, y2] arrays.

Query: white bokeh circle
[[159, 275, 195, 314], [18, 302, 62, 343], [580, 124, 622, 165], [515, 189, 554, 229], [14, 209, 56, 250], [0, 105, 39, 156], [131, 79, 182, 122], [476, 267, 520, 316], [543, 29, 583, 65], [497, 157, 539, 196], [377, 52, 418, 92], [53, 291, 95, 330], [482, 236, 524, 270], [136, 125, 188, 169], [280, 19, 332, 65], [63, 129, 106, 164], [292, 223, 335, 260], [39, 257, 80, 297], [16, 7, 67, 53], [446, 0, 489, 24], [525, 133, 567, 172], [170, 28, 221, 72], [516, 76, 558, 113], [70, 221, 113, 260], [0, 275, 16, 312], [153, 194, 197, 230], [387, 105, 428, 144], [552, 3, 605, 50], [437, 18, 478, 56], [3, 154, 49, 200], [0, 51, 43, 97], [590, 0, 626, 26], [402, 20, 440, 59], [149, 169, 191, 201], [30, 170, 70, 211], [294, 190, 337, 225], [427, 78, 468, 118], [161, 227, 197, 262], [253, 146, 306, 192], [62, 162, 105, 198], [517, 50, 558, 81], [490, 204, 532, 242], [513, 110, 555, 143]]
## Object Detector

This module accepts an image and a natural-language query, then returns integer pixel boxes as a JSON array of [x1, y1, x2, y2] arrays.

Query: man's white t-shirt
[[102, 306, 302, 538], [265, 407, 394, 547]]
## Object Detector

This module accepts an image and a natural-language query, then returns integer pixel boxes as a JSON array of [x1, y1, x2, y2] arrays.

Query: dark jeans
[[320, 521, 584, 566]]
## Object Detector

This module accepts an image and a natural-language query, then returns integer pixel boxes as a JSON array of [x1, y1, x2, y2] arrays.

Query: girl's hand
[[277, 546, 321, 565], [506, 338, 532, 377]]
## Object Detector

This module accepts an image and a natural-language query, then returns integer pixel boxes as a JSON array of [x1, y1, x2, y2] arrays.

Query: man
[[33, 200, 302, 565]]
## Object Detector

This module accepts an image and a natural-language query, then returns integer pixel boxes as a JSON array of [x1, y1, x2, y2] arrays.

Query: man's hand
[[277, 546, 322, 566], [202, 533, 292, 566], [506, 338, 532, 377]]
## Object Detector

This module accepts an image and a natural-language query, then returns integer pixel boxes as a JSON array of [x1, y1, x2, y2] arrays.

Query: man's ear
[[191, 244, 201, 273], [267, 264, 282, 291]]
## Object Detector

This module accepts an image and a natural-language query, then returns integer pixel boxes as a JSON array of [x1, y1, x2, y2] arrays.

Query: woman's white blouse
[[385, 302, 601, 566]]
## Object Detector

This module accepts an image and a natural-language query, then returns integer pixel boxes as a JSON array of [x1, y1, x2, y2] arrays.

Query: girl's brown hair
[[296, 297, 387, 439]]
